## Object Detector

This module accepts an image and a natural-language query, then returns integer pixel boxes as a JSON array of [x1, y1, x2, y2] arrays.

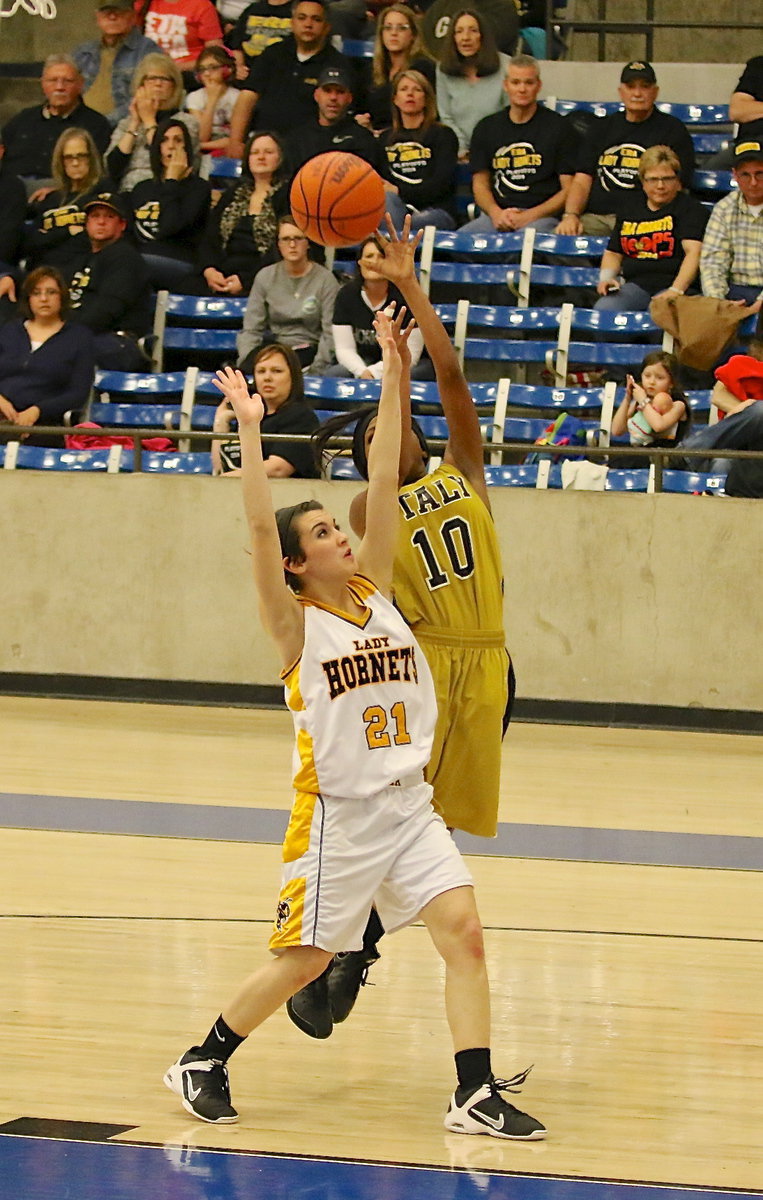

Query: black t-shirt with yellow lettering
[[382, 123, 458, 214], [580, 108, 695, 215], [469, 105, 577, 209], [607, 190, 708, 294]]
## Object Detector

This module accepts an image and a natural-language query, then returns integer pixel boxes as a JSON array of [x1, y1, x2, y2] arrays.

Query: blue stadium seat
[[484, 464, 543, 487], [92, 370, 187, 401], [89, 401, 177, 428], [3, 444, 124, 472], [327, 457, 362, 480], [692, 170, 734, 198], [660, 469, 727, 495], [141, 451, 212, 474], [205, 156, 242, 182], [152, 291, 244, 370], [604, 469, 651, 492]]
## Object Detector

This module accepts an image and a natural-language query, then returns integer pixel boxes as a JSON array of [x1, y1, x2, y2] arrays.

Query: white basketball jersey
[[283, 575, 436, 799]]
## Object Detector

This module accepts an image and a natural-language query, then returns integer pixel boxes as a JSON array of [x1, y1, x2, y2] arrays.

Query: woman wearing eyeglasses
[[24, 129, 111, 271], [356, 4, 435, 136], [105, 53, 199, 191], [594, 144, 708, 314], [236, 215, 339, 375], [0, 266, 94, 436]]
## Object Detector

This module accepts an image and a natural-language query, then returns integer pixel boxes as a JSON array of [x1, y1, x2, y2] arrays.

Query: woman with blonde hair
[[382, 70, 458, 231], [105, 53, 199, 191], [25, 128, 110, 270], [357, 4, 435, 134]]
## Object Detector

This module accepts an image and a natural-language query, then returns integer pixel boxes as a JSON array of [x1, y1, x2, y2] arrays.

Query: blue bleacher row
[[0, 439, 728, 496]]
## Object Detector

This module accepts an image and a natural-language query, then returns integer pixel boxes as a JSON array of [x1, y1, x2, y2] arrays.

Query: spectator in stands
[[226, 0, 293, 80], [356, 4, 434, 136], [285, 66, 385, 179], [610, 350, 690, 463], [463, 53, 574, 233], [0, 163, 29, 325], [184, 45, 240, 157], [72, 0, 158, 128], [227, 0, 354, 155], [105, 53, 199, 191], [24, 129, 111, 272], [594, 145, 707, 314], [382, 71, 458, 232], [730, 57, 763, 130], [700, 132, 763, 308], [127, 117, 212, 288], [676, 311, 763, 496], [0, 267, 95, 434], [190, 129, 288, 295], [236, 215, 338, 373], [556, 61, 695, 237], [139, 0, 224, 72], [435, 9, 510, 162], [64, 192, 153, 371], [328, 234, 429, 379], [0, 55, 111, 193], [217, 0, 251, 35], [212, 342, 319, 476]]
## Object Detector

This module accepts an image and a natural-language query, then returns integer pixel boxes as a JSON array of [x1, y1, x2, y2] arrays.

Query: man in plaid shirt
[[700, 130, 763, 308]]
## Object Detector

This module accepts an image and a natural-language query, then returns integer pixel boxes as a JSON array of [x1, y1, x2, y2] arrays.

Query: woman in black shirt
[[595, 145, 708, 313], [383, 70, 458, 232], [128, 117, 211, 289]]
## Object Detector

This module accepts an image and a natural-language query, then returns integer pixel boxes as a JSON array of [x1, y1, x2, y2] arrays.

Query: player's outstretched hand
[[377, 214, 422, 286], [212, 366, 264, 426], [374, 308, 402, 375]]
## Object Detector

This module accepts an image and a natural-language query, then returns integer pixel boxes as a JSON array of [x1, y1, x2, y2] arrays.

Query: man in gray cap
[[701, 129, 763, 307], [556, 60, 695, 236], [73, 1, 158, 127]]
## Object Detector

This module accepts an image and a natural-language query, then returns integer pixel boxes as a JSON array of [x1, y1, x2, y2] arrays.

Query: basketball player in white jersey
[[163, 310, 546, 1141]]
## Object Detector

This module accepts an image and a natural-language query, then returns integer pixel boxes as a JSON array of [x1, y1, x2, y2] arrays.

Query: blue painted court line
[[1, 791, 761, 870], [0, 1137, 760, 1200]]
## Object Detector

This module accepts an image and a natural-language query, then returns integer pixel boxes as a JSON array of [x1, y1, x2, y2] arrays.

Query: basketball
[[290, 152, 386, 248]]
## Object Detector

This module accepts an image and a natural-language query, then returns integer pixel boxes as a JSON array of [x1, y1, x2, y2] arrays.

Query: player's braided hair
[[312, 405, 429, 480]]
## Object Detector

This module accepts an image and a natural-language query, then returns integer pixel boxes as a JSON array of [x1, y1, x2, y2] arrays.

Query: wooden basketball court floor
[[0, 695, 761, 1200]]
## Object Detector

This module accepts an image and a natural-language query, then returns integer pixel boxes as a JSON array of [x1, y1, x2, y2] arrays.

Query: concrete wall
[[1, 472, 761, 712], [541, 61, 742, 105], [566, 0, 758, 65]]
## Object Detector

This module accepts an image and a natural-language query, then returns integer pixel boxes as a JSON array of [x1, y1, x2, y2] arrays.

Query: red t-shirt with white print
[[139, 0, 222, 68]]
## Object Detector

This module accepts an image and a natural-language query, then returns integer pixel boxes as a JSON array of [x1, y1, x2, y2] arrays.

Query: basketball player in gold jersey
[[289, 217, 512, 1039]]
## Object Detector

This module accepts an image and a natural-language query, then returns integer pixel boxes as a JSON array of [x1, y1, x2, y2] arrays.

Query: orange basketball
[[290, 152, 386, 248]]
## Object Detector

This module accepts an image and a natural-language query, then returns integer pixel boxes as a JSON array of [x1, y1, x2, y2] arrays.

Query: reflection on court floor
[[1, 1126, 760, 1200]]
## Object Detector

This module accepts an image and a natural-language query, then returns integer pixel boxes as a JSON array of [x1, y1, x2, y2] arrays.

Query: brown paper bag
[[649, 294, 754, 370]]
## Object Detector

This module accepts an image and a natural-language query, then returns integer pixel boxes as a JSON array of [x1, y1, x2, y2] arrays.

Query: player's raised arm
[[356, 311, 403, 597], [377, 216, 489, 507], [212, 367, 303, 667]]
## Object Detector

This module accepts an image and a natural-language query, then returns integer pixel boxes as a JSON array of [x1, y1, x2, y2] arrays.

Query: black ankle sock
[[455, 1047, 492, 1090], [363, 908, 385, 952], [195, 1015, 246, 1064]]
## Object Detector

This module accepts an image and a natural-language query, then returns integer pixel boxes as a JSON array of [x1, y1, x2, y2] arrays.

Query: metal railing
[[3, 423, 762, 490]]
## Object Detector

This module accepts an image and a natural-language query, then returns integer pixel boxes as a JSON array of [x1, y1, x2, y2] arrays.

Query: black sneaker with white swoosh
[[163, 1051, 238, 1124], [444, 1067, 547, 1140]]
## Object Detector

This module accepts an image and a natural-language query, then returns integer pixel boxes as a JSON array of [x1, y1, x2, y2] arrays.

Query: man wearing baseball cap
[[286, 65, 384, 178], [557, 59, 695, 236], [700, 128, 763, 307], [62, 193, 153, 370], [73, 2, 158, 127]]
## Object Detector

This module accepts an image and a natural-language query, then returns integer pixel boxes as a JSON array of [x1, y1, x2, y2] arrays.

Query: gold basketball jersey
[[394, 464, 505, 636]]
